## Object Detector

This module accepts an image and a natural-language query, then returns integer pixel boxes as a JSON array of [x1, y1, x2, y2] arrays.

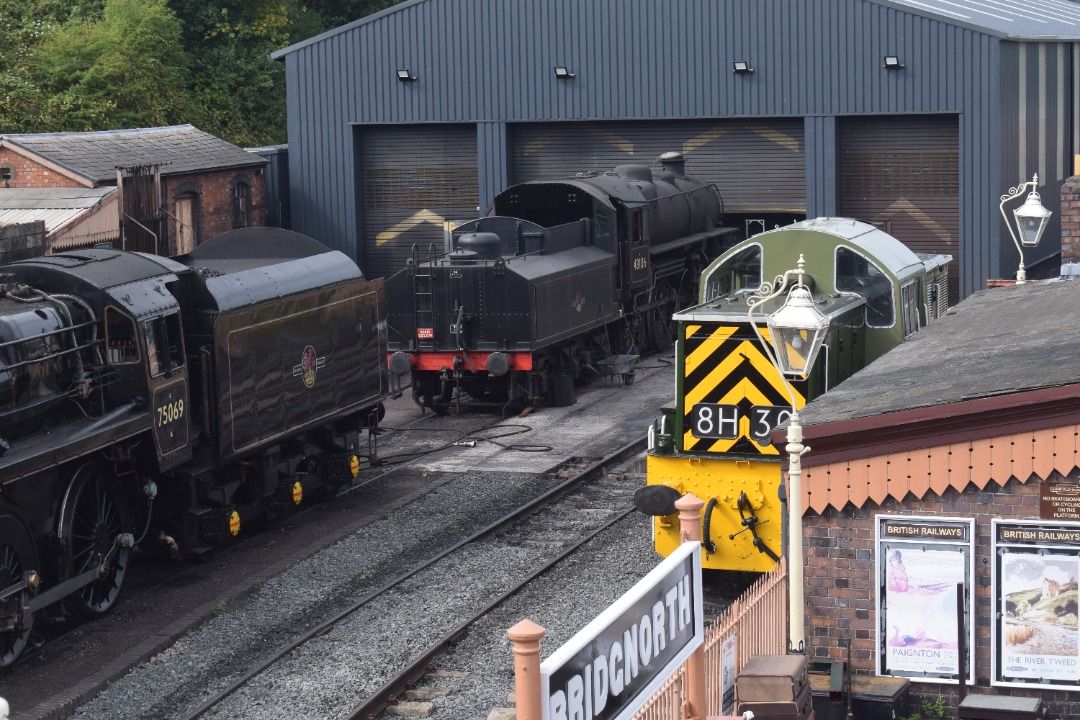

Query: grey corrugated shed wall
[[276, 0, 1078, 297], [998, 41, 1078, 278], [248, 145, 291, 229]]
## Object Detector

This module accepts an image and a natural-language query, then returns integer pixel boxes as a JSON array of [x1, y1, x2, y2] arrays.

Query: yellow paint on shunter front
[[683, 324, 736, 375], [646, 454, 781, 573], [681, 323, 805, 456]]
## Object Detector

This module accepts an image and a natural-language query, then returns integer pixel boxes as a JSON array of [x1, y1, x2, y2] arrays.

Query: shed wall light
[[396, 69, 416, 82], [554, 66, 575, 79], [883, 55, 904, 69], [733, 60, 753, 74]]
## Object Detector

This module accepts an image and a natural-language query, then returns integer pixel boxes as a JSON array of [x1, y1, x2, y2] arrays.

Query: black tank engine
[[0, 228, 386, 665], [385, 152, 736, 414]]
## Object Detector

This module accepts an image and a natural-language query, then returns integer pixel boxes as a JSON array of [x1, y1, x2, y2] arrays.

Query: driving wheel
[[58, 464, 133, 619], [0, 514, 36, 667]]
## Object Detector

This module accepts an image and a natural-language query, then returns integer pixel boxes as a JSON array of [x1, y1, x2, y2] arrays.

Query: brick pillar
[[508, 619, 545, 720], [676, 494, 707, 720], [1060, 176, 1080, 268]]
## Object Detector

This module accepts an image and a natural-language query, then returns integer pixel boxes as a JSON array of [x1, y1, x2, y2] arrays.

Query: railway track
[[1, 404, 511, 717], [7, 354, 677, 720], [179, 438, 646, 720]]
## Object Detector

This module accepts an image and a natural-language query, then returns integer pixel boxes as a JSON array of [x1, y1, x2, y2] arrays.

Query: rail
[[178, 436, 648, 720]]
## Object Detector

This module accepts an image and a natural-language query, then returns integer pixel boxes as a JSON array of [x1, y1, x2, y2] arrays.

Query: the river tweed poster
[[993, 519, 1080, 689], [876, 516, 974, 683]]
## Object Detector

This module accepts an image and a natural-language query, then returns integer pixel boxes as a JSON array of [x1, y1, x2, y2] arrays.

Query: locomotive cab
[[642, 218, 951, 572], [100, 272, 194, 471]]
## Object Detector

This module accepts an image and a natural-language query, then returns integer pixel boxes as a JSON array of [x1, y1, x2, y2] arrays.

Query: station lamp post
[[1000, 173, 1052, 283], [747, 255, 830, 653]]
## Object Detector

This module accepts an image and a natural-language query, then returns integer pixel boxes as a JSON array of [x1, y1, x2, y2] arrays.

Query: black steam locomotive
[[0, 228, 386, 666], [385, 152, 736, 414]]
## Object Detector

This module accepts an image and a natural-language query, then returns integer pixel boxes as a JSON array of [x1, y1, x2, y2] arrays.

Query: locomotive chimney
[[456, 232, 502, 260], [659, 151, 686, 177]]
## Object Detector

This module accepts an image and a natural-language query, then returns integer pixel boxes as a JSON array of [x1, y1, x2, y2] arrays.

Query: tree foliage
[[35, 0, 191, 131], [0, 0, 401, 145]]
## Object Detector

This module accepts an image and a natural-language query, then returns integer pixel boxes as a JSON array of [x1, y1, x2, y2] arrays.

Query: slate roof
[[799, 279, 1080, 428], [0, 125, 265, 185], [880, 0, 1080, 39]]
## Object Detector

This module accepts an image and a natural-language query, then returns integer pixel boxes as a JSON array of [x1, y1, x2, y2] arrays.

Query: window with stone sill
[[232, 181, 252, 229]]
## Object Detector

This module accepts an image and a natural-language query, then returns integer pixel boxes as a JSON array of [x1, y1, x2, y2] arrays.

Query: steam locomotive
[[0, 228, 387, 666], [636, 218, 951, 572], [385, 152, 737, 414]]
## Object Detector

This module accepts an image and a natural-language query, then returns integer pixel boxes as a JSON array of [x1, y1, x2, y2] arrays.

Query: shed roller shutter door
[[838, 115, 959, 303], [360, 124, 478, 280], [510, 120, 805, 215]]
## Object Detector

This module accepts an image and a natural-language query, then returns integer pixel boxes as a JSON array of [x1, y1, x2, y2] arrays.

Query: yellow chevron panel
[[681, 322, 807, 456], [682, 376, 783, 453], [685, 325, 737, 375], [684, 341, 759, 407]]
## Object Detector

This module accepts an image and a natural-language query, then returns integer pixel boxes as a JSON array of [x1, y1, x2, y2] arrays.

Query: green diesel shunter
[[639, 217, 950, 572]]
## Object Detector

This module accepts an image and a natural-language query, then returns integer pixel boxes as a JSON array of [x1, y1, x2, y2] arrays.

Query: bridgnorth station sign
[[540, 541, 704, 720]]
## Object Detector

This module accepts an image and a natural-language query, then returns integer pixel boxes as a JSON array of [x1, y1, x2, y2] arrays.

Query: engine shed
[[271, 0, 1080, 302]]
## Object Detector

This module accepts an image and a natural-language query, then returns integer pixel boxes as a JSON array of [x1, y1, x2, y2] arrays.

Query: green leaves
[[28, 0, 190, 131], [2, 0, 402, 145]]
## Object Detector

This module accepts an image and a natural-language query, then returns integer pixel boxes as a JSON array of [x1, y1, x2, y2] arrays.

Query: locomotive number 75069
[[157, 399, 185, 427]]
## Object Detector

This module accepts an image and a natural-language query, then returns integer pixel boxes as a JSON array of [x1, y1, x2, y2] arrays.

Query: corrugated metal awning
[[0, 187, 116, 227], [0, 187, 119, 250]]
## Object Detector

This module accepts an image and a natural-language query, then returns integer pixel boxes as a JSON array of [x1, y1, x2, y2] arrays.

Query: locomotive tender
[[385, 152, 736, 414], [0, 228, 386, 665], [638, 218, 951, 572]]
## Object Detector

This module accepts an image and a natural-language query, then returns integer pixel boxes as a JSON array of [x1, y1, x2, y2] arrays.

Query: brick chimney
[[1060, 175, 1080, 277]]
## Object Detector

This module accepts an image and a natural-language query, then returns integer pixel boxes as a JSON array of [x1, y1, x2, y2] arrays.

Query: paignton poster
[[876, 516, 974, 683]]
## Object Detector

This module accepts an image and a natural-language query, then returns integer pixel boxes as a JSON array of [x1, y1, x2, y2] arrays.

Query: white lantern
[[766, 285, 830, 376], [1013, 188, 1052, 247]]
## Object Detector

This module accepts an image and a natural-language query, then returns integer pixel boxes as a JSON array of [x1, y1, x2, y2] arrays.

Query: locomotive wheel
[[58, 464, 133, 619], [0, 514, 36, 667]]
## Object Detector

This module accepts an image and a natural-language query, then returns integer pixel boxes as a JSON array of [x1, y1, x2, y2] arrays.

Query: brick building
[[1059, 177, 1080, 273], [0, 125, 267, 256], [795, 278, 1080, 718]]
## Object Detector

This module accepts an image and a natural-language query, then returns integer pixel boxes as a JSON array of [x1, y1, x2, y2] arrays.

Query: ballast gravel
[[71, 471, 666, 720], [65, 359, 744, 720]]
